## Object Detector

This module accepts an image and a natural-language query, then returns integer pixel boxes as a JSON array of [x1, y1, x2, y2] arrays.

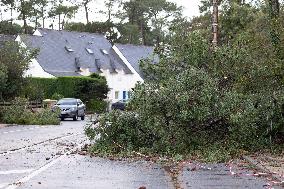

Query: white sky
[[72, 0, 201, 23], [0, 0, 201, 26], [172, 0, 201, 18]]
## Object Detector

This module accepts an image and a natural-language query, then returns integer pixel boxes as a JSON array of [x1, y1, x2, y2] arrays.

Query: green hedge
[[23, 76, 109, 112]]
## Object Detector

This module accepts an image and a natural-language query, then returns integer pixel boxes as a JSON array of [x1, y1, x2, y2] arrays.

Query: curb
[[243, 155, 284, 186], [0, 124, 16, 128]]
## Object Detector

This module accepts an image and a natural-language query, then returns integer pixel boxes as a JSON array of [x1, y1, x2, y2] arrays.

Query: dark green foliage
[[51, 93, 64, 100], [0, 21, 22, 35], [0, 42, 36, 100], [87, 25, 284, 160], [23, 76, 109, 112], [86, 111, 145, 152], [86, 99, 108, 113], [64, 22, 118, 43]]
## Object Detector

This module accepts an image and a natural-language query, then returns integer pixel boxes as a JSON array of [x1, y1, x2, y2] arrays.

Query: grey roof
[[21, 28, 131, 77], [0, 34, 16, 47], [115, 43, 157, 78]]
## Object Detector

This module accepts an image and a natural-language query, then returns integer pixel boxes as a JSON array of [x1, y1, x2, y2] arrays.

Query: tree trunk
[[84, 3, 89, 24], [140, 21, 146, 45], [42, 6, 45, 28], [108, 9, 111, 22], [23, 13, 27, 34], [35, 17, 38, 29], [58, 14, 61, 30], [212, 0, 219, 48], [10, 6, 13, 24]]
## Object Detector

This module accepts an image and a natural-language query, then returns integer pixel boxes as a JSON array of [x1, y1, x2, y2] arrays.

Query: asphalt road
[[0, 120, 173, 189], [0, 119, 282, 189]]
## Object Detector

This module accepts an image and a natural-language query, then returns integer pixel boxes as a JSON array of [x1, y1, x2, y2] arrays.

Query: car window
[[57, 99, 77, 105]]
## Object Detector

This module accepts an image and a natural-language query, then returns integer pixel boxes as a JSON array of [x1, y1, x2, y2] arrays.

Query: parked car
[[111, 99, 128, 111], [54, 98, 86, 121]]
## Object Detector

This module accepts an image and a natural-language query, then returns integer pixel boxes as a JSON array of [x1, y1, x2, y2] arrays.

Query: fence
[[0, 101, 43, 109]]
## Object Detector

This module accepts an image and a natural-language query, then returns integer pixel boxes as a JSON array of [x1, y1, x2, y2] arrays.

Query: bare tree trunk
[[84, 2, 89, 24], [108, 9, 111, 21], [35, 17, 38, 29], [23, 13, 28, 34], [42, 6, 45, 28], [212, 0, 219, 48], [140, 22, 146, 45], [58, 14, 61, 30], [10, 6, 13, 24]]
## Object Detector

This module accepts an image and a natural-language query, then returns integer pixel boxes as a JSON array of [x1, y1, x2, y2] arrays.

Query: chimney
[[75, 57, 80, 71], [95, 59, 103, 73]]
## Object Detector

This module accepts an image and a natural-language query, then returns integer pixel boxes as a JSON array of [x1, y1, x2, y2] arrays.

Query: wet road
[[0, 120, 173, 189], [0, 120, 282, 189]]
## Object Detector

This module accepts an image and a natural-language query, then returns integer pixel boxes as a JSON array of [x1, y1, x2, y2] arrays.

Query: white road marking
[[5, 155, 65, 189], [0, 126, 53, 135], [0, 183, 9, 189], [0, 169, 34, 175]]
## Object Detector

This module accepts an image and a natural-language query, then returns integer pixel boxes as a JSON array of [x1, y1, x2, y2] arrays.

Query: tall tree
[[18, 0, 34, 34], [212, 0, 219, 48], [1, 0, 16, 24], [82, 0, 92, 24], [118, 0, 181, 46], [49, 4, 78, 30]]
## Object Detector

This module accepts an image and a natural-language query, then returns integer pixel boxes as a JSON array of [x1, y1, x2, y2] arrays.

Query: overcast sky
[[172, 0, 201, 18], [0, 0, 201, 26]]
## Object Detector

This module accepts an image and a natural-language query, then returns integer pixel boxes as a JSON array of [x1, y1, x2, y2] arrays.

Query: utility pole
[[212, 0, 219, 48]]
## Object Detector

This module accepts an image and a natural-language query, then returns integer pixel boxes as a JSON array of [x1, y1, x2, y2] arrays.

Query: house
[[16, 28, 156, 104]]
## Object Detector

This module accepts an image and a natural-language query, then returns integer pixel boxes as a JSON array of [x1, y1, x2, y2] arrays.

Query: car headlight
[[70, 107, 76, 111]]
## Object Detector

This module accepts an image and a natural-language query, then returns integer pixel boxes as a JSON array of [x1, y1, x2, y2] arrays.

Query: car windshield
[[57, 99, 77, 105]]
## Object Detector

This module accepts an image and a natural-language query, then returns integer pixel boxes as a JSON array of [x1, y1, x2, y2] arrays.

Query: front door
[[123, 91, 127, 100]]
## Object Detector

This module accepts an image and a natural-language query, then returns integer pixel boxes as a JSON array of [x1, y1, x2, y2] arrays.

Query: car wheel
[[73, 114, 78, 121], [81, 115, 85, 120], [61, 117, 65, 121]]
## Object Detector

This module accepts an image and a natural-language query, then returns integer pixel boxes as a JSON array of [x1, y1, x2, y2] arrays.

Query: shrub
[[23, 76, 109, 113], [85, 111, 151, 153], [87, 99, 108, 113], [51, 93, 64, 100], [1, 97, 60, 125], [85, 32, 284, 161]]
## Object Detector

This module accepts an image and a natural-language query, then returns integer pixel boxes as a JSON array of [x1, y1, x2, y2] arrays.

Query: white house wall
[[24, 58, 55, 78], [16, 35, 55, 78], [100, 70, 141, 103]]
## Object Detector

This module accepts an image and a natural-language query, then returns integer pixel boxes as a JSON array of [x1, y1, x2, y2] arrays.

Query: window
[[123, 91, 127, 100], [115, 91, 119, 99], [65, 46, 74, 52], [86, 48, 94, 54]]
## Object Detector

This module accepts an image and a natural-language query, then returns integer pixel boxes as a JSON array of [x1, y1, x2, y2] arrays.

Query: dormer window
[[100, 49, 108, 55], [86, 48, 94, 54], [65, 46, 74, 52]]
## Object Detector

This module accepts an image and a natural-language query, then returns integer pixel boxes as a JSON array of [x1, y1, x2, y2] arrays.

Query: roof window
[[100, 49, 109, 55], [86, 48, 94, 54], [65, 46, 74, 52]]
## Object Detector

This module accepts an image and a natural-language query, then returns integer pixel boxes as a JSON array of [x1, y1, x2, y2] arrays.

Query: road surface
[[0, 119, 282, 189]]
